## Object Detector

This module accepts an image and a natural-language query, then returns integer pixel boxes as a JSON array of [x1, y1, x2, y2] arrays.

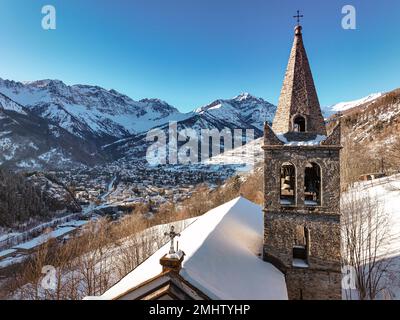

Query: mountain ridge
[[0, 77, 277, 168], [3, 76, 397, 171]]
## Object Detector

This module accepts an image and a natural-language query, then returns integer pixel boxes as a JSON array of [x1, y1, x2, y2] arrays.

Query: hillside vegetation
[[327, 88, 400, 187], [0, 170, 81, 228]]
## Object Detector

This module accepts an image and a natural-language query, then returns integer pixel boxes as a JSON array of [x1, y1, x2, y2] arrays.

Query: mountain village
[[0, 11, 400, 301]]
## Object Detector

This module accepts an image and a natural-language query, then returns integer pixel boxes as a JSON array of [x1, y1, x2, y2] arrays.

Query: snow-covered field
[[205, 137, 263, 171], [343, 174, 400, 299]]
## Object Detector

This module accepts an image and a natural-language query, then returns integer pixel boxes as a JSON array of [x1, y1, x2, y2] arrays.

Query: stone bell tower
[[263, 18, 342, 300]]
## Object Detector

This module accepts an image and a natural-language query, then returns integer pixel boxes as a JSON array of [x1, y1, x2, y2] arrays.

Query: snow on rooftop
[[276, 134, 326, 146], [13, 227, 75, 251], [98, 197, 287, 300], [0, 248, 16, 259]]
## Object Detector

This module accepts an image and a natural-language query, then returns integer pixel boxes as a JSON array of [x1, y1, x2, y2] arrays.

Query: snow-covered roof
[[13, 227, 75, 251], [276, 133, 327, 146], [97, 197, 288, 300]]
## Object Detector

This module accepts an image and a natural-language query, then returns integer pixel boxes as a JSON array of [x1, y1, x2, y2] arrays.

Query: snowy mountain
[[0, 93, 103, 169], [332, 88, 400, 153], [0, 92, 27, 115], [0, 77, 278, 168], [2, 74, 398, 171], [103, 94, 275, 162], [0, 78, 189, 140], [194, 93, 276, 131], [324, 93, 383, 117], [0, 79, 276, 141]]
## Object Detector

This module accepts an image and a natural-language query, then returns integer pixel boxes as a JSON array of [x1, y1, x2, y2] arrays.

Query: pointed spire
[[272, 24, 327, 136]]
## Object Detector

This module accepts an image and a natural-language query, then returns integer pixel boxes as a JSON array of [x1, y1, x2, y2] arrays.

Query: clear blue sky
[[0, 0, 399, 112]]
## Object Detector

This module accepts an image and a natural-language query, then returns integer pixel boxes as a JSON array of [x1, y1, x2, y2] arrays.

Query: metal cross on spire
[[293, 10, 303, 26], [164, 225, 181, 254]]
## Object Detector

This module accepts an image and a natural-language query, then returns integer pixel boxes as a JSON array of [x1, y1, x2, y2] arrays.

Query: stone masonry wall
[[264, 212, 341, 270], [286, 269, 342, 300], [263, 147, 341, 215], [263, 144, 341, 300]]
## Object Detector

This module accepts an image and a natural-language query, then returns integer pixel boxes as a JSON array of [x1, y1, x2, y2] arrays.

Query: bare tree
[[112, 214, 149, 279], [341, 189, 392, 300], [387, 136, 400, 172], [11, 238, 52, 300], [76, 219, 113, 297], [45, 238, 82, 300]]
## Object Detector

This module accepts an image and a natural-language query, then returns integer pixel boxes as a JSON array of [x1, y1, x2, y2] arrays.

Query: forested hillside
[[0, 169, 50, 227], [0, 170, 81, 228]]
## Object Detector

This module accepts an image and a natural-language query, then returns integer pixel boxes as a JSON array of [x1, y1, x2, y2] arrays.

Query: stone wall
[[264, 212, 341, 270], [263, 143, 342, 300], [286, 269, 342, 300], [322, 122, 341, 146], [263, 147, 341, 215]]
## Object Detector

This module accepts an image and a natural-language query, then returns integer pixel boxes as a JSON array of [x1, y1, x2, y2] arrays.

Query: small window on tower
[[293, 226, 309, 268], [304, 162, 321, 206], [280, 162, 296, 206], [293, 115, 306, 132]]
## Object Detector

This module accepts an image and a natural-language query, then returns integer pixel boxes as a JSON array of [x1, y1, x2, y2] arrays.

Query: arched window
[[304, 162, 321, 206], [280, 162, 296, 205], [293, 225, 309, 268], [293, 115, 306, 132]]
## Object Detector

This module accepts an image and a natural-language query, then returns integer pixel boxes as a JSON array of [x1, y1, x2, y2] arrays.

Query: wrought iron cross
[[293, 10, 303, 25], [165, 226, 180, 254]]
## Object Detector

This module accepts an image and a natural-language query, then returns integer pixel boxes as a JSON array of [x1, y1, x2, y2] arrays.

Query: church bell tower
[[263, 16, 342, 300]]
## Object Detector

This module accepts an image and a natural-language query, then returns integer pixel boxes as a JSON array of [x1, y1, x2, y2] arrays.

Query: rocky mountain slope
[[0, 78, 276, 168], [326, 88, 400, 183], [195, 93, 276, 132], [330, 89, 400, 149], [0, 92, 103, 169], [103, 93, 275, 163], [0, 78, 190, 140]]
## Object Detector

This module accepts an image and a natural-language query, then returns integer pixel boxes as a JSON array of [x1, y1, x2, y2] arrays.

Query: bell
[[282, 183, 291, 190]]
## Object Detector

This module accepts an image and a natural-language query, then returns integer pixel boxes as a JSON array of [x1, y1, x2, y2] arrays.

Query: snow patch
[[276, 134, 327, 146]]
